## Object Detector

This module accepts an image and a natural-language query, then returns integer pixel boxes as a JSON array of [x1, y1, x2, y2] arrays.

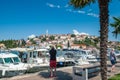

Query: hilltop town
[[0, 30, 120, 50]]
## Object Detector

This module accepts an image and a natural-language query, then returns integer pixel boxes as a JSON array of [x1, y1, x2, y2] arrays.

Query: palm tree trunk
[[98, 0, 109, 80]]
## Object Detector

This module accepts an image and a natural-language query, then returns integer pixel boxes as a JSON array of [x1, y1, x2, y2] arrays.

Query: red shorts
[[50, 60, 56, 68]]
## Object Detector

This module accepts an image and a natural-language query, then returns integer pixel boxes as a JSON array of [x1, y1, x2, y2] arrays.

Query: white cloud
[[66, 9, 85, 14], [88, 9, 92, 12], [46, 3, 61, 8], [66, 9, 98, 18], [77, 10, 85, 14], [46, 3, 54, 8], [87, 13, 99, 18], [57, 5, 60, 8], [73, 29, 89, 35], [28, 34, 36, 39], [64, 4, 69, 8], [66, 9, 72, 12], [46, 3, 98, 18]]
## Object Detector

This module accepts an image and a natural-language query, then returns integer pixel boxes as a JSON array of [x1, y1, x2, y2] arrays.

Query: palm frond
[[113, 17, 120, 22], [110, 17, 120, 38], [70, 0, 96, 9], [110, 23, 116, 27], [112, 31, 118, 38]]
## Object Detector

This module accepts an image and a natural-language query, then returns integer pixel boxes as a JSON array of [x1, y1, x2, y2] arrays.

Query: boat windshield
[[4, 58, 13, 63], [0, 58, 4, 64], [115, 50, 120, 54], [10, 50, 19, 55], [13, 57, 20, 63], [88, 51, 92, 55], [81, 51, 86, 55]]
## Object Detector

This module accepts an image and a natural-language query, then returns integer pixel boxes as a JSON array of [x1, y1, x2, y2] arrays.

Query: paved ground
[[1, 62, 120, 80]]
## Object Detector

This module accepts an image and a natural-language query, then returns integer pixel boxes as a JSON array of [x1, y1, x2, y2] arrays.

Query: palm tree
[[110, 17, 120, 38], [70, 0, 110, 80]]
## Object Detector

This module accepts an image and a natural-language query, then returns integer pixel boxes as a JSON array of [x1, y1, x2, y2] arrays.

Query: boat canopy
[[34, 48, 48, 52], [10, 48, 33, 52]]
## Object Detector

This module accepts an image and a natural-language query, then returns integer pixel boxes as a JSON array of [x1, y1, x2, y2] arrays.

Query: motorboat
[[0, 52, 28, 77], [56, 49, 89, 66], [56, 49, 75, 66], [10, 47, 33, 63], [73, 53, 89, 65], [29, 48, 50, 67], [79, 49, 99, 63], [10, 48, 49, 68]]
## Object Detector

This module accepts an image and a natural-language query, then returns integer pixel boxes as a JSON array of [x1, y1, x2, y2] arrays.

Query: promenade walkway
[[1, 62, 120, 80]]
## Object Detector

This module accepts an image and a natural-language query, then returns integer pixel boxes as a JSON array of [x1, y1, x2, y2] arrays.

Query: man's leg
[[50, 67, 53, 77], [53, 67, 56, 77]]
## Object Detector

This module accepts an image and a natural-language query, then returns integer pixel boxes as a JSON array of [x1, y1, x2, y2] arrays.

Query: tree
[[41, 37, 46, 42], [0, 40, 18, 48], [110, 17, 120, 38], [29, 39, 36, 45], [71, 34, 76, 37], [93, 37, 100, 48], [49, 35, 55, 40], [84, 37, 91, 46], [67, 40, 70, 48], [70, 0, 110, 80]]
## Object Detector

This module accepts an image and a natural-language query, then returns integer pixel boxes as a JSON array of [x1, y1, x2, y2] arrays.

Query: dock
[[1, 62, 120, 80]]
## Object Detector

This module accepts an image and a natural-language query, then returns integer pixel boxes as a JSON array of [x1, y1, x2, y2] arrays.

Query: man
[[49, 46, 57, 77]]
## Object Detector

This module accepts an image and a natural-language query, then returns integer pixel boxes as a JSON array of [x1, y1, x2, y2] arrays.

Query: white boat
[[0, 52, 28, 77], [56, 50, 75, 66], [57, 49, 89, 66], [60, 49, 99, 65], [73, 53, 89, 65], [79, 49, 99, 63], [10, 48, 49, 68], [28, 48, 50, 67], [10, 47, 34, 63]]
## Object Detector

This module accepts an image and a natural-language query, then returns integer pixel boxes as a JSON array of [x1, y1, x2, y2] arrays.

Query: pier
[[1, 62, 120, 80]]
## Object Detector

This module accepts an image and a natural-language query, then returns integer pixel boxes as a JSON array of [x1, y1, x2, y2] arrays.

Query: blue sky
[[0, 0, 120, 41]]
